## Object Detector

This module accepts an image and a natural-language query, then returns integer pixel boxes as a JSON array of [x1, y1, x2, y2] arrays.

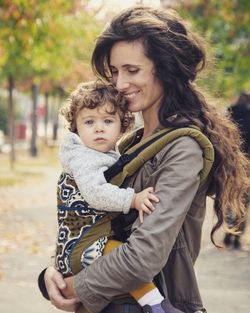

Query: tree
[[0, 0, 102, 163], [180, 0, 250, 99]]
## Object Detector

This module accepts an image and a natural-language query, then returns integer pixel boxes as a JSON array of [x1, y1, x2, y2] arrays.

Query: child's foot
[[142, 299, 184, 313]]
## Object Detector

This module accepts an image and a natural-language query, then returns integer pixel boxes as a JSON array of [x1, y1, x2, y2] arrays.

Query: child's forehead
[[79, 102, 118, 117]]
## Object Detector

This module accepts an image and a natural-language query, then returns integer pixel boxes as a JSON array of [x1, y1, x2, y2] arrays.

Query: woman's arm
[[47, 137, 203, 312]]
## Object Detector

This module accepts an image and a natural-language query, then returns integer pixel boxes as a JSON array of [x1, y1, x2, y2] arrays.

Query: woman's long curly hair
[[91, 6, 249, 245]]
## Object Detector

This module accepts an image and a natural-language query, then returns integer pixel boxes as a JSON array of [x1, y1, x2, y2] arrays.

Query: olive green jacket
[[74, 128, 212, 313]]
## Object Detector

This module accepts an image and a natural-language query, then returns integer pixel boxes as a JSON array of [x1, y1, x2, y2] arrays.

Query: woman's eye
[[128, 68, 139, 74], [110, 68, 118, 76]]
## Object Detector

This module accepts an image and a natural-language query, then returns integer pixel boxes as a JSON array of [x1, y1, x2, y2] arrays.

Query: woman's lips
[[124, 90, 140, 100]]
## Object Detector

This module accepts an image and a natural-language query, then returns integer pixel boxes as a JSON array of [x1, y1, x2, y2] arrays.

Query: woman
[[40, 6, 249, 313]]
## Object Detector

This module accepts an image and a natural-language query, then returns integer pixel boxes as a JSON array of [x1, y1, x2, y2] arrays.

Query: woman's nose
[[115, 74, 130, 91]]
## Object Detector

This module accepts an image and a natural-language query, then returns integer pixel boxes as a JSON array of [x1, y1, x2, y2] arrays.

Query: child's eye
[[105, 119, 113, 124], [85, 120, 93, 125]]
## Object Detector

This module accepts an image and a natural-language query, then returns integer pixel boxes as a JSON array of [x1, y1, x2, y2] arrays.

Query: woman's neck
[[141, 109, 160, 140]]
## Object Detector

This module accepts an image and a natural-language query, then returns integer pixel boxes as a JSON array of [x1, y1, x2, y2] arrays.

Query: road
[[0, 166, 249, 313]]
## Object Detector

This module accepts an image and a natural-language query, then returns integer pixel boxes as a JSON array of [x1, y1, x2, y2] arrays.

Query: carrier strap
[[104, 127, 214, 187], [104, 128, 175, 182]]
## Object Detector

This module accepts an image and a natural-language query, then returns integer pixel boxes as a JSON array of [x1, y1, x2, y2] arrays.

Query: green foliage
[[0, 0, 102, 90], [180, 0, 250, 99]]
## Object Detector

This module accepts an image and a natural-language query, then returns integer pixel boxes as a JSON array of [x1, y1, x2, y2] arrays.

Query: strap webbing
[[104, 127, 214, 188], [104, 128, 176, 182]]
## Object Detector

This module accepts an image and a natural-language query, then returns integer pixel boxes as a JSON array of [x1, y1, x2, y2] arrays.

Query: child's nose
[[95, 123, 104, 133]]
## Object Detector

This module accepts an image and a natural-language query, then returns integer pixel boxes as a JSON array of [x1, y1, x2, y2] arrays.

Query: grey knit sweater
[[59, 132, 134, 214]]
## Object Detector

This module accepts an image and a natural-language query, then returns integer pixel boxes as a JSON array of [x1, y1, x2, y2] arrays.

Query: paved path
[[0, 167, 249, 313], [196, 198, 250, 312]]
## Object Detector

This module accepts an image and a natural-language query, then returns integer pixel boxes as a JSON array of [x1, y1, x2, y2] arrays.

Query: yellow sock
[[103, 240, 156, 301]]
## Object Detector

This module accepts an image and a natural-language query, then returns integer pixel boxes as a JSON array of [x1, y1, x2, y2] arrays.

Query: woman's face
[[109, 40, 164, 115]]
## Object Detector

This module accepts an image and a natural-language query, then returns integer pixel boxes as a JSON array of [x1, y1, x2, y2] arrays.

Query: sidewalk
[[0, 166, 249, 313], [195, 198, 250, 312]]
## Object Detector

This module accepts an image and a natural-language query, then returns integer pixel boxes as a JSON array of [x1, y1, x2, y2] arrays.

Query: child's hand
[[132, 187, 159, 223]]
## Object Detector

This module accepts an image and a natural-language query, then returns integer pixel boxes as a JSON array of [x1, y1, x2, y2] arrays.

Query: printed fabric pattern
[[55, 171, 108, 276]]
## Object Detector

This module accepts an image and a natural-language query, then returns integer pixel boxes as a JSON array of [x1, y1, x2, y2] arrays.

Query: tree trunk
[[52, 95, 59, 141], [44, 91, 49, 145], [7, 75, 15, 169], [30, 83, 38, 157]]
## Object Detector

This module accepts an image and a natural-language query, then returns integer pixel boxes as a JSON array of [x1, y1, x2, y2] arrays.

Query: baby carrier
[[56, 126, 214, 275]]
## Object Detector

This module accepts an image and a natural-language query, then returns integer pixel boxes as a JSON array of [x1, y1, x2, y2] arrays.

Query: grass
[[0, 142, 60, 187]]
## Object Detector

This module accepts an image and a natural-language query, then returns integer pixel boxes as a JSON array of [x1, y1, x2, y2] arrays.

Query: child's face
[[76, 102, 122, 152]]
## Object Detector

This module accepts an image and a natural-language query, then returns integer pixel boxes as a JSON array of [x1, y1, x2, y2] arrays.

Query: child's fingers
[[146, 186, 154, 193], [144, 199, 155, 211], [141, 203, 153, 215], [139, 210, 144, 224], [148, 193, 159, 203]]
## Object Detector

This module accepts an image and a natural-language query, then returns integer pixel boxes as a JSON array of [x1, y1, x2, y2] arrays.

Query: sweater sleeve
[[73, 137, 204, 313], [59, 132, 134, 214]]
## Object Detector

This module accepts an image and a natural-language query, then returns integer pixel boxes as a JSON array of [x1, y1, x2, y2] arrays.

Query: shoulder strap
[[104, 128, 175, 182], [104, 127, 214, 187]]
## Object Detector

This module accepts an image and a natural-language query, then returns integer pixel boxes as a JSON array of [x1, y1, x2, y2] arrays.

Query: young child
[[55, 81, 166, 312]]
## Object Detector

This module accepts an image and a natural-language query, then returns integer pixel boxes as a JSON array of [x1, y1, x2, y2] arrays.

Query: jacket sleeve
[[60, 132, 134, 214], [73, 137, 204, 313]]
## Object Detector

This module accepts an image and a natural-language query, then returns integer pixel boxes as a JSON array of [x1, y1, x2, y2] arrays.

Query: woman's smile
[[123, 90, 141, 100]]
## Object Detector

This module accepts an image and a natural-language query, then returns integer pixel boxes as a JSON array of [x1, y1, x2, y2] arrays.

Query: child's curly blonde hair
[[61, 81, 134, 134]]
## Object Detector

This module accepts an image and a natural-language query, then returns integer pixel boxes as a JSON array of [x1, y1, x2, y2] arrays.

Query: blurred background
[[0, 0, 249, 165], [0, 1, 249, 312]]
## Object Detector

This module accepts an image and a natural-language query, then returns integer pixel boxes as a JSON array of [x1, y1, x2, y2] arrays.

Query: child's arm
[[60, 132, 158, 217]]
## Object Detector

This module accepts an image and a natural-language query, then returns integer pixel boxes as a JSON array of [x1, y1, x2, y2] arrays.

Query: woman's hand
[[44, 266, 80, 312], [63, 276, 79, 300]]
